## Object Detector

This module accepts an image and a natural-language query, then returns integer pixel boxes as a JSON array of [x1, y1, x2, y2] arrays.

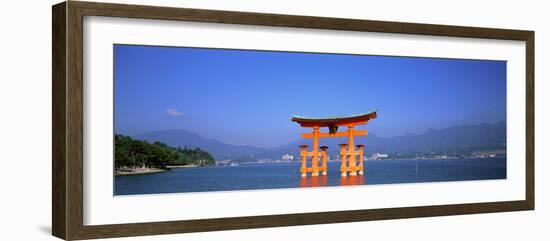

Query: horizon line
[[116, 120, 506, 150]]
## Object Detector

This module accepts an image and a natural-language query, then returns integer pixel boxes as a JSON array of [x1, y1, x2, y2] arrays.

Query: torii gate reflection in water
[[291, 111, 378, 177]]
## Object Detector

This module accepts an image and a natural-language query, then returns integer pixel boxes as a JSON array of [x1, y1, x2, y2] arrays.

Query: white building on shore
[[282, 154, 294, 161], [370, 153, 389, 160]]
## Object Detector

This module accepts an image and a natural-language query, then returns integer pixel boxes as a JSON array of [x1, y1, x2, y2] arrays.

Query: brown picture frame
[[52, 1, 535, 240]]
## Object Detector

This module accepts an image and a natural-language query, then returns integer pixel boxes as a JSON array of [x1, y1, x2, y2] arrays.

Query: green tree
[[114, 134, 216, 170]]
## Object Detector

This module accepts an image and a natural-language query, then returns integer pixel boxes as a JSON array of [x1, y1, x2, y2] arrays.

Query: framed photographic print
[[52, 1, 534, 240]]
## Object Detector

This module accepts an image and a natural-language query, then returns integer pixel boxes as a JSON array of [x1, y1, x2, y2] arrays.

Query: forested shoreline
[[115, 134, 215, 171]]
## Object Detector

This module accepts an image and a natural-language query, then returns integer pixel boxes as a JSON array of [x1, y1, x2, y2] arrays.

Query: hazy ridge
[[133, 122, 506, 161]]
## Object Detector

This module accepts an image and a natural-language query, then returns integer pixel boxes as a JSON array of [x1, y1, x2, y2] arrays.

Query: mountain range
[[133, 122, 506, 162]]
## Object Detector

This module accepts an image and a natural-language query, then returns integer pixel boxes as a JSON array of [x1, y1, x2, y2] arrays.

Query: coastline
[[165, 164, 199, 169], [115, 167, 170, 176]]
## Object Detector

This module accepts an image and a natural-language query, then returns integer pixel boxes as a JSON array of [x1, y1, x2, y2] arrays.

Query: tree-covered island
[[115, 134, 215, 176]]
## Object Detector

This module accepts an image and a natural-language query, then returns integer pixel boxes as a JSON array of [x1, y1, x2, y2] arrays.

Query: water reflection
[[299, 175, 328, 187], [299, 175, 366, 187], [340, 175, 365, 186]]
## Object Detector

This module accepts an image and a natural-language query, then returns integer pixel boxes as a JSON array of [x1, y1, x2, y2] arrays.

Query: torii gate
[[291, 111, 377, 177]]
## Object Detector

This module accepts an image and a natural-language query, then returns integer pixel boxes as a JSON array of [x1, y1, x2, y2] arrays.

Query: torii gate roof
[[291, 109, 378, 127]]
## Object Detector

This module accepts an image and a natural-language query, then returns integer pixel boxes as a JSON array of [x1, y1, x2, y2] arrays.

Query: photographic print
[[113, 44, 507, 195], [52, 3, 533, 239]]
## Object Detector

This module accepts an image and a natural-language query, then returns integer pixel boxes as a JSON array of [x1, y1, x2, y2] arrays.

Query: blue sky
[[114, 45, 506, 148]]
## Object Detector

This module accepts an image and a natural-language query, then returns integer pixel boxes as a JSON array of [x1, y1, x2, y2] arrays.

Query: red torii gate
[[291, 111, 378, 177]]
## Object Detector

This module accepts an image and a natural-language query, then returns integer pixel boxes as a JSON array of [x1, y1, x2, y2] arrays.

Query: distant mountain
[[133, 129, 266, 161], [268, 122, 506, 158], [132, 122, 506, 161], [376, 121, 506, 153]]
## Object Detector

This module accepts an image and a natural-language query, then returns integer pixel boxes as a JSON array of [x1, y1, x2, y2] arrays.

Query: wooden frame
[[52, 1, 534, 240]]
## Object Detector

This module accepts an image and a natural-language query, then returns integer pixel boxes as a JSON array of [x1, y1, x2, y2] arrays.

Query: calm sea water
[[114, 158, 506, 195]]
